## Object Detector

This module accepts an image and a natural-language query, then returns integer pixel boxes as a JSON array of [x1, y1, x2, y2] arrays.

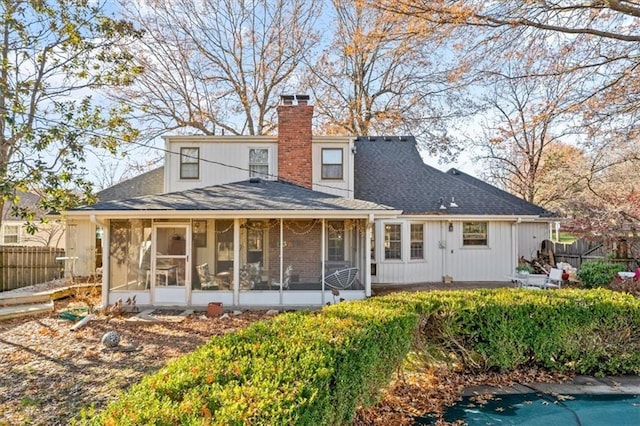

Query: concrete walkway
[[463, 375, 640, 396], [0, 283, 100, 321]]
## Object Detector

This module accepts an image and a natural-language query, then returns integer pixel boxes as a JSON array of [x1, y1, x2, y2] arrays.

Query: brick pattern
[[268, 221, 322, 283], [277, 104, 314, 189]]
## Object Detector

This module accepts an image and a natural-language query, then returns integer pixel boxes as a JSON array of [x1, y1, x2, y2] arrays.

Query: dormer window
[[180, 147, 199, 179], [249, 148, 269, 179], [321, 148, 343, 180]]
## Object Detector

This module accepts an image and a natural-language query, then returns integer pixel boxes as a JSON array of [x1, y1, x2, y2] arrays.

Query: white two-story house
[[64, 95, 554, 309]]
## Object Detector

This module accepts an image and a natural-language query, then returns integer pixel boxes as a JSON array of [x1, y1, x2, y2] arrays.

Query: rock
[[101, 331, 120, 348], [266, 309, 279, 315], [219, 313, 230, 320]]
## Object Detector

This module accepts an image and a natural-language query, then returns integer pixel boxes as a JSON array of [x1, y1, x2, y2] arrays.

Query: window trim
[[410, 223, 424, 260], [321, 148, 344, 180], [384, 223, 402, 261], [180, 147, 200, 180], [462, 221, 488, 247], [248, 147, 270, 179], [3, 224, 21, 244]]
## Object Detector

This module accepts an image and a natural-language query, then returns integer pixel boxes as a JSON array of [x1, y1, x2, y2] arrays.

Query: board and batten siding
[[517, 222, 549, 261], [373, 219, 524, 283]]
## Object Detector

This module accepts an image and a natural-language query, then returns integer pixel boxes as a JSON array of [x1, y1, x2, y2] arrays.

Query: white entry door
[[152, 224, 190, 306]]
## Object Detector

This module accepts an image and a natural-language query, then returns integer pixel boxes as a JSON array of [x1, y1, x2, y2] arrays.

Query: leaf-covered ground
[[0, 288, 271, 425]]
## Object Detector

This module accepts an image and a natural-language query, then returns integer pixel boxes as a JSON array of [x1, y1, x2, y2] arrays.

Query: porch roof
[[67, 179, 399, 217]]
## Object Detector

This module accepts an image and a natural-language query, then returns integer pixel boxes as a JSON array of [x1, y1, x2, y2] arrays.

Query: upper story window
[[463, 222, 488, 246], [327, 221, 345, 261], [384, 223, 401, 260], [3, 224, 21, 244], [321, 148, 343, 180], [410, 223, 424, 259], [249, 148, 269, 179], [180, 147, 199, 179]]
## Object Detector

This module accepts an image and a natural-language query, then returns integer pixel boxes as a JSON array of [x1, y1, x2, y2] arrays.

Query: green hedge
[[385, 288, 640, 375], [82, 289, 640, 424], [83, 303, 418, 425], [577, 260, 626, 288]]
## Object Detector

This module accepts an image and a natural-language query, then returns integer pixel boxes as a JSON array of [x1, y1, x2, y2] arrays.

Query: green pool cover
[[417, 393, 640, 425]]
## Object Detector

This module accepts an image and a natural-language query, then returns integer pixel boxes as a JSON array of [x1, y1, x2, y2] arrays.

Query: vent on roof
[[451, 169, 460, 175], [383, 136, 392, 141], [368, 136, 376, 142], [399, 136, 408, 141], [249, 177, 262, 184]]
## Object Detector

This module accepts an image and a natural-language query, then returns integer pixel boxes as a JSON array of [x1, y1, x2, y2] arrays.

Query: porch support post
[[279, 218, 283, 305], [102, 219, 110, 307], [233, 219, 240, 307], [321, 218, 326, 305], [365, 215, 372, 297]]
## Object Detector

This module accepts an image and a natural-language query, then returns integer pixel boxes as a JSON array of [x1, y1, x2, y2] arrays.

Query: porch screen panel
[[109, 219, 152, 291]]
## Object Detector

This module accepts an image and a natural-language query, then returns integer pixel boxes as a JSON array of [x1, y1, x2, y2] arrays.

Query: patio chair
[[270, 265, 292, 290], [324, 267, 359, 290], [542, 267, 563, 289], [195, 263, 220, 290]]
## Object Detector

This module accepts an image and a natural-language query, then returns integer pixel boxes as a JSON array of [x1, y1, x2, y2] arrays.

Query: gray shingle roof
[[354, 136, 553, 216], [2, 191, 41, 220], [96, 167, 164, 202], [73, 179, 395, 213]]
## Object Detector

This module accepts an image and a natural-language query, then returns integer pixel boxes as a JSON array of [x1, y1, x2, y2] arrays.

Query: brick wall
[[268, 220, 322, 283], [277, 97, 314, 189]]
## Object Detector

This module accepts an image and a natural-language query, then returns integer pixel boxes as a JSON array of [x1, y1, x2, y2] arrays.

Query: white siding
[[373, 219, 519, 283], [311, 138, 354, 197], [517, 222, 548, 261], [164, 138, 278, 193]]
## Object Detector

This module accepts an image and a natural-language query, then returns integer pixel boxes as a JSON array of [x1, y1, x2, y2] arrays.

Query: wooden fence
[[550, 239, 635, 270], [0, 246, 65, 292]]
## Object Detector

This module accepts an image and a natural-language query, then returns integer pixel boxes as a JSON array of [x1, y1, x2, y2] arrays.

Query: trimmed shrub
[[81, 289, 640, 424], [386, 288, 640, 375], [84, 303, 418, 425], [577, 260, 626, 288]]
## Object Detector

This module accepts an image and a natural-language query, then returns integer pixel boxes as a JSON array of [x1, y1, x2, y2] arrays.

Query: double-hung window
[[410, 224, 424, 259], [249, 148, 269, 179], [384, 224, 401, 260], [321, 148, 343, 180], [180, 147, 199, 179], [3, 225, 20, 244]]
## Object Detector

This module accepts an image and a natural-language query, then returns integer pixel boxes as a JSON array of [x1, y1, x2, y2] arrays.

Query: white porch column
[[365, 215, 372, 297], [279, 218, 283, 305], [233, 219, 240, 307], [321, 218, 326, 305], [102, 220, 110, 308]]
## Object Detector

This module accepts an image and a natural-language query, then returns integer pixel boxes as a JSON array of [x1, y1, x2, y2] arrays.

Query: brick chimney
[[277, 94, 313, 188]]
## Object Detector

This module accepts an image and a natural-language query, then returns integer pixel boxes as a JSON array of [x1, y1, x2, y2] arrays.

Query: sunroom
[[66, 180, 399, 308]]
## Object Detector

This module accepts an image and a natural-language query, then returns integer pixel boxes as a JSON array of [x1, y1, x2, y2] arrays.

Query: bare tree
[[116, 0, 321, 138], [306, 0, 471, 155]]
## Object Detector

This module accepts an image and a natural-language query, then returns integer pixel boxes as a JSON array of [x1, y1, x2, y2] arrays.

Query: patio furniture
[[323, 267, 359, 290], [196, 263, 220, 290], [270, 265, 293, 290]]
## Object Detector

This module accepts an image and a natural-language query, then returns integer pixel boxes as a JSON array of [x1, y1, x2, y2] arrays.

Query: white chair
[[543, 268, 563, 289]]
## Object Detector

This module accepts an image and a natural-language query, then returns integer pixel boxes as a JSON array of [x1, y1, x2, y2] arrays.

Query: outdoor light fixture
[[448, 223, 454, 232], [439, 197, 447, 210]]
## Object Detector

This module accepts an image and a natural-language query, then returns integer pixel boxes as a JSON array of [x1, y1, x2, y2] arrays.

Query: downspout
[[512, 218, 521, 276], [90, 215, 108, 308], [365, 214, 373, 297]]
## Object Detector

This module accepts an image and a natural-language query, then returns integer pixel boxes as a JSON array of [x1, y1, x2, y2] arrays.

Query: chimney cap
[[295, 94, 310, 105], [281, 95, 295, 105]]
